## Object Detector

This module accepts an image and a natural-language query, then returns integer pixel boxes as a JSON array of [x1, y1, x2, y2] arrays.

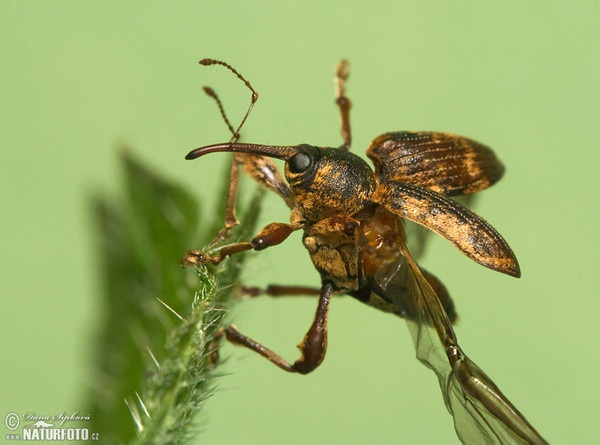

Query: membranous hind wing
[[367, 131, 505, 196], [380, 244, 548, 444]]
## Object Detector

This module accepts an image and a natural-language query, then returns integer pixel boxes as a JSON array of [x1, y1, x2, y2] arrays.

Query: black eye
[[288, 152, 312, 173]]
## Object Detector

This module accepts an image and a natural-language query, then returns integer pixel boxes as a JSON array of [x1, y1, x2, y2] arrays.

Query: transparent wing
[[377, 244, 548, 445]]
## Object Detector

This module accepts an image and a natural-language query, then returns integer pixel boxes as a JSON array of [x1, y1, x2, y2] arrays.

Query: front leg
[[221, 153, 243, 236], [218, 281, 334, 374], [241, 284, 321, 297], [182, 221, 300, 266]]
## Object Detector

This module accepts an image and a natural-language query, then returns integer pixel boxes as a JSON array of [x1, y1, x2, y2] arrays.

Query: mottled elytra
[[183, 59, 546, 444]]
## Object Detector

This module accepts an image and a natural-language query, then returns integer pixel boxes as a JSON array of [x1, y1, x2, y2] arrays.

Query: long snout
[[185, 143, 297, 160]]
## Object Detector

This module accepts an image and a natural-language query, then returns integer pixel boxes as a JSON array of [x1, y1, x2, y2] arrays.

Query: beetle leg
[[249, 221, 300, 250], [219, 281, 334, 374], [240, 285, 321, 297], [239, 275, 456, 323], [220, 154, 243, 237], [182, 222, 300, 266], [335, 60, 352, 151], [182, 242, 252, 266], [207, 328, 225, 368]]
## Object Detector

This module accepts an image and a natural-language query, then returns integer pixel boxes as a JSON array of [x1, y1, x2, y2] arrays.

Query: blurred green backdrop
[[2, 1, 599, 443]]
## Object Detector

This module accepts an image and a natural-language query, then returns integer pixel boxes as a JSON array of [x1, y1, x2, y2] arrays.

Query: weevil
[[183, 59, 547, 444]]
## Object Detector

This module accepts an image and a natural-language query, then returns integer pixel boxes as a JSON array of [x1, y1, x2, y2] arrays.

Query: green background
[[2, 2, 598, 443]]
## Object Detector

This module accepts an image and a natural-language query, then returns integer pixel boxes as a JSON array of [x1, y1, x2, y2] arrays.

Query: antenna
[[199, 58, 259, 143]]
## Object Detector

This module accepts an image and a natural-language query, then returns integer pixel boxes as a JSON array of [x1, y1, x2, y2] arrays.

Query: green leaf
[[85, 151, 262, 444]]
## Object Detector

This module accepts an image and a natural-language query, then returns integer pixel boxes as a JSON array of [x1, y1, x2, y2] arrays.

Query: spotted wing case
[[367, 131, 505, 196], [368, 131, 520, 277], [373, 182, 520, 277]]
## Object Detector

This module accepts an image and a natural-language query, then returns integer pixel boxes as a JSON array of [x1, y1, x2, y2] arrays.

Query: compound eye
[[288, 152, 312, 173]]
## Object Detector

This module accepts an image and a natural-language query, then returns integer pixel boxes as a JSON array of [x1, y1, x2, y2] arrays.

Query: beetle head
[[186, 143, 376, 222]]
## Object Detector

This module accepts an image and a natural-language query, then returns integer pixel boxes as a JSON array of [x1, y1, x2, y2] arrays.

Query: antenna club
[[202, 86, 216, 97]]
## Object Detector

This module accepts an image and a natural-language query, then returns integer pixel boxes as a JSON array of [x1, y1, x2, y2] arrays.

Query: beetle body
[[182, 58, 547, 445], [189, 136, 519, 282]]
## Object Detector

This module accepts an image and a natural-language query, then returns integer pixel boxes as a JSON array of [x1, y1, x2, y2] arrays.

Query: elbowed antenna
[[185, 143, 298, 161]]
